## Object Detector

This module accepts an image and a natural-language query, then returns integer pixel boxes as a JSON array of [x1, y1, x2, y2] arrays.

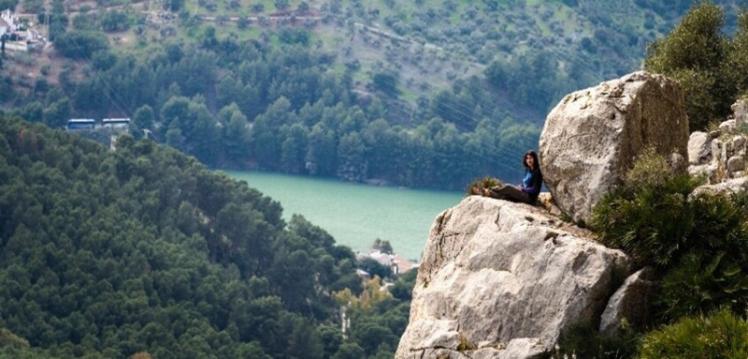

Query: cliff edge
[[395, 196, 630, 359], [396, 71, 693, 358]]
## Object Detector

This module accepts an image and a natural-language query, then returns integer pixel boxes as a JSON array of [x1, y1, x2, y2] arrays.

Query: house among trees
[[0, 10, 46, 52], [66, 118, 131, 132], [66, 119, 96, 131], [359, 250, 418, 276], [102, 118, 131, 130], [0, 10, 19, 35], [0, 15, 9, 37]]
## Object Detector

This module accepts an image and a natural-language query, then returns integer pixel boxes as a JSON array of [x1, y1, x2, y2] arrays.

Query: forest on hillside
[[0, 0, 743, 189], [0, 117, 414, 358], [2, 1, 748, 358]]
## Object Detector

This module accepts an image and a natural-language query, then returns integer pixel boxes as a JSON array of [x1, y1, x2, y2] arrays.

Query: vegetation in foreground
[[639, 308, 748, 359], [554, 6, 748, 354], [554, 147, 748, 358]]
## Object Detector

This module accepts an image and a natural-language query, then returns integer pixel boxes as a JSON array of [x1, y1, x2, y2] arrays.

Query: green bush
[[659, 250, 748, 321], [639, 309, 748, 359], [591, 149, 699, 268], [657, 193, 748, 320], [54, 31, 109, 59], [100, 10, 130, 32], [645, 2, 748, 130], [593, 149, 748, 321]]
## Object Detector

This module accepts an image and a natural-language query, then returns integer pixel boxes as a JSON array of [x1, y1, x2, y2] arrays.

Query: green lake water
[[224, 171, 464, 261]]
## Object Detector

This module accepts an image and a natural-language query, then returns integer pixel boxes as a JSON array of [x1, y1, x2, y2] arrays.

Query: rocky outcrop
[[599, 267, 658, 335], [692, 177, 748, 197], [395, 196, 631, 359], [539, 71, 689, 224], [688, 100, 748, 195]]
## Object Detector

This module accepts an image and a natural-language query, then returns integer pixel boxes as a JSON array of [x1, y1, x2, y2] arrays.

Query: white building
[[358, 250, 418, 276], [102, 118, 131, 130], [1, 10, 17, 34], [0, 18, 8, 37], [0, 10, 45, 52], [66, 119, 96, 131]]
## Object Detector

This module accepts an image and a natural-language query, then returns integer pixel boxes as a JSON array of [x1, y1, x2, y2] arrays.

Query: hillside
[[5, 0, 744, 117], [0, 0, 744, 189], [315, 0, 743, 115], [2, 2, 748, 358], [0, 117, 412, 358]]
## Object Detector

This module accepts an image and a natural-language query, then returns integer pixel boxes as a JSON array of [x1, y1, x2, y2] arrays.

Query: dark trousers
[[488, 185, 533, 204]]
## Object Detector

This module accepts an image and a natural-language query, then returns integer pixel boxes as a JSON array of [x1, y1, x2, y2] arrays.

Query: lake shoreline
[[224, 170, 464, 260]]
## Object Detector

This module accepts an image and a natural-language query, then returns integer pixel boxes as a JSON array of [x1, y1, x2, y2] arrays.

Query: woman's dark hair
[[523, 150, 540, 171]]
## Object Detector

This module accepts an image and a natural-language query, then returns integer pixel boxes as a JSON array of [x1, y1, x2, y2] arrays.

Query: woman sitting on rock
[[484, 150, 543, 204]]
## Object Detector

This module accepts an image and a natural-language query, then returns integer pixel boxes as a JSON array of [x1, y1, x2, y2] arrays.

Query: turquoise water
[[224, 171, 464, 260]]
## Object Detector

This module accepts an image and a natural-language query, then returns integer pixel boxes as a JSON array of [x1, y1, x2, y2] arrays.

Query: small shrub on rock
[[465, 177, 503, 196], [657, 192, 748, 320], [658, 250, 748, 320]]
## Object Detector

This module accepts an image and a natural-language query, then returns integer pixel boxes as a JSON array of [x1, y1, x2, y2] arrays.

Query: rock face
[[539, 71, 689, 224], [688, 131, 711, 165], [395, 196, 631, 359], [733, 98, 748, 128], [692, 177, 748, 197], [599, 267, 658, 335], [687, 100, 748, 194]]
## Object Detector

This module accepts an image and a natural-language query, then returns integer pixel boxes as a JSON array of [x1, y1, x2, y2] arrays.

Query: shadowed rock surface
[[599, 267, 658, 335]]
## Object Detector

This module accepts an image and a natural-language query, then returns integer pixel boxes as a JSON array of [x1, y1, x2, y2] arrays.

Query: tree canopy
[[645, 2, 748, 130], [0, 117, 412, 358]]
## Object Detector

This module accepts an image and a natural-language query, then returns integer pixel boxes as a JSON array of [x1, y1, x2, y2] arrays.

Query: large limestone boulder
[[395, 196, 631, 359], [539, 71, 689, 224]]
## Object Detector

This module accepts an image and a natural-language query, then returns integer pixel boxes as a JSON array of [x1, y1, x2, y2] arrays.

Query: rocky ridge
[[396, 71, 697, 359], [689, 98, 748, 195], [395, 197, 631, 359]]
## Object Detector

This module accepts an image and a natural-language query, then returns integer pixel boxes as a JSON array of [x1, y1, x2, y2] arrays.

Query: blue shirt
[[521, 169, 542, 196], [522, 171, 533, 189]]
